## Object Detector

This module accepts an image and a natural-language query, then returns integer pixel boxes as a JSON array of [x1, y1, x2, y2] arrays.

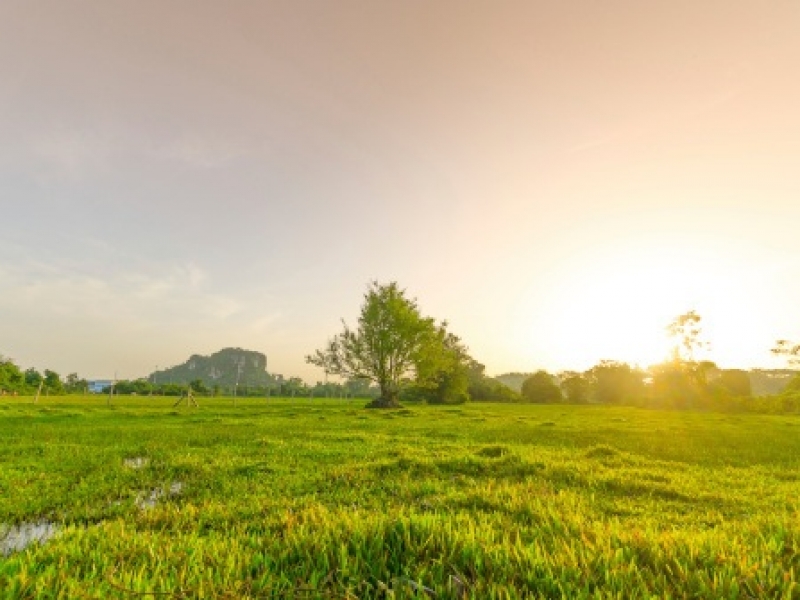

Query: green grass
[[2, 396, 800, 598]]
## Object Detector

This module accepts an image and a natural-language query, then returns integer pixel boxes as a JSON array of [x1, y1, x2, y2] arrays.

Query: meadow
[[1, 396, 800, 599]]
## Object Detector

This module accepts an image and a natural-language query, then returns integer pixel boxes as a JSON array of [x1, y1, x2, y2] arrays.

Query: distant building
[[87, 380, 113, 393]]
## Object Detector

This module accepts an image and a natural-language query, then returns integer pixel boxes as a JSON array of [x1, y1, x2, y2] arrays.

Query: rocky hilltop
[[149, 348, 278, 389]]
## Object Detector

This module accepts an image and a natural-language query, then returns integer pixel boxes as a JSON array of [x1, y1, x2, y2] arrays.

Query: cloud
[[0, 259, 224, 324], [0, 255, 292, 378], [0, 258, 288, 346]]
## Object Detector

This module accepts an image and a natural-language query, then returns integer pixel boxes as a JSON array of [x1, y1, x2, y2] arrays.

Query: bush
[[521, 371, 562, 403]]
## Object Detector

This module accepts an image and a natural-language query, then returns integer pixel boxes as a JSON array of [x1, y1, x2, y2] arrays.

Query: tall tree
[[43, 369, 64, 394], [307, 281, 445, 408], [24, 368, 42, 388], [772, 339, 800, 367], [667, 310, 707, 361], [0, 356, 24, 392], [772, 339, 800, 394]]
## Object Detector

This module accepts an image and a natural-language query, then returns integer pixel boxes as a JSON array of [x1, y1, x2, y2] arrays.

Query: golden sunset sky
[[1, 2, 798, 379]]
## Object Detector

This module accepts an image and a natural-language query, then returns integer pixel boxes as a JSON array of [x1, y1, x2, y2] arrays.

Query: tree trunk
[[365, 385, 402, 409]]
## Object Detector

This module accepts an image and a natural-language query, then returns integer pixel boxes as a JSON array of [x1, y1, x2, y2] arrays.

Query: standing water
[[0, 521, 60, 556]]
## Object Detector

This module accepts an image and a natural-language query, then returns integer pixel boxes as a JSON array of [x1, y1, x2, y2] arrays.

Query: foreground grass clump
[[1, 397, 800, 598]]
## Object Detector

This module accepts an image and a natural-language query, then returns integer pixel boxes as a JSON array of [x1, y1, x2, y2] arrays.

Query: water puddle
[[135, 482, 183, 510], [0, 521, 60, 556], [123, 456, 149, 469]]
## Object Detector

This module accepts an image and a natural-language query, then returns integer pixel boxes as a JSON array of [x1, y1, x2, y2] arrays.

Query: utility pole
[[233, 357, 244, 407], [33, 380, 43, 404], [108, 372, 117, 407]]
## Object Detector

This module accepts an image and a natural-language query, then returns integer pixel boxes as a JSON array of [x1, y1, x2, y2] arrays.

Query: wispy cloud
[[1, 260, 227, 323]]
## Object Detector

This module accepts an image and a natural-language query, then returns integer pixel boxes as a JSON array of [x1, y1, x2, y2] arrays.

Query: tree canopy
[[772, 339, 800, 367], [306, 281, 454, 407], [521, 371, 562, 403], [667, 310, 707, 361]]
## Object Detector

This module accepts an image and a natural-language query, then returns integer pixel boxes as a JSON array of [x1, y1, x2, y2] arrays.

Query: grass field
[[2, 396, 800, 598]]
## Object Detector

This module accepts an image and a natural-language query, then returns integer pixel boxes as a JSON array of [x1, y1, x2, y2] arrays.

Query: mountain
[[149, 348, 278, 390], [748, 369, 798, 396]]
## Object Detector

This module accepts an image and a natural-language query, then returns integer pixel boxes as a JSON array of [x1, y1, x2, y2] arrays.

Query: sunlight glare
[[511, 236, 764, 371]]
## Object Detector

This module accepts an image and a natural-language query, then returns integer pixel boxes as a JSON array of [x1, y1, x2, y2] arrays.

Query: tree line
[[307, 283, 800, 412], [307, 281, 518, 407], [0, 359, 86, 396], [517, 362, 800, 414], [0, 362, 383, 400], [109, 377, 378, 399], [5, 283, 800, 412]]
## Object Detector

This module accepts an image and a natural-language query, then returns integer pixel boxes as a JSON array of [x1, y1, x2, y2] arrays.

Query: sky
[[1, 1, 799, 381]]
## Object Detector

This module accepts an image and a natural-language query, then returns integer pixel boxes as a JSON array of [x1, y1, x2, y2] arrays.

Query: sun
[[541, 266, 682, 369], [510, 237, 754, 371]]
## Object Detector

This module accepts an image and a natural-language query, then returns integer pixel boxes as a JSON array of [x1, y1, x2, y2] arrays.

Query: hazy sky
[[1, 2, 799, 380]]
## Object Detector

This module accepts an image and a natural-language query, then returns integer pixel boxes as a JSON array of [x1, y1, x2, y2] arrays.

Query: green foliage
[[559, 371, 590, 404], [783, 373, 800, 395], [343, 377, 378, 398], [588, 361, 645, 404], [0, 356, 24, 393], [24, 368, 42, 388], [2, 397, 800, 597], [307, 282, 451, 404], [42, 370, 64, 395], [189, 379, 209, 394], [521, 370, 562, 403], [715, 369, 752, 397], [281, 377, 308, 397], [413, 326, 471, 405], [114, 379, 153, 395], [647, 360, 758, 409], [649, 360, 707, 409], [467, 362, 521, 402], [64, 373, 88, 394]]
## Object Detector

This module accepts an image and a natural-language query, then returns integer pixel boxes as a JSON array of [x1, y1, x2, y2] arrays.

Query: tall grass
[[1, 396, 799, 598]]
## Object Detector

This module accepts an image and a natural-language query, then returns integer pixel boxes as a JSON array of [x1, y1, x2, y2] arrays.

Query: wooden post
[[173, 384, 199, 408]]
